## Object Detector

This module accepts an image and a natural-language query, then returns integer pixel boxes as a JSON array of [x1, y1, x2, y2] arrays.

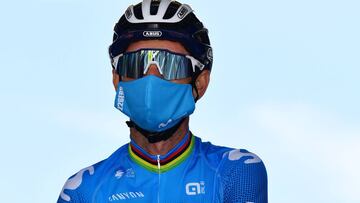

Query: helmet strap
[[126, 118, 186, 143]]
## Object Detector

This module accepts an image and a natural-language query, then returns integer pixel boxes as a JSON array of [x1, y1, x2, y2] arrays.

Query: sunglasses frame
[[111, 49, 205, 80]]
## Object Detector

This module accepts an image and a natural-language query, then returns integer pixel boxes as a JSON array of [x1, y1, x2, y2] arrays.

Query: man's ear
[[112, 69, 120, 91], [193, 70, 210, 100]]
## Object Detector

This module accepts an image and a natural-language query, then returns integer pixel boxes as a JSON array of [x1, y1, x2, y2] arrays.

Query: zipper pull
[[157, 155, 161, 170]]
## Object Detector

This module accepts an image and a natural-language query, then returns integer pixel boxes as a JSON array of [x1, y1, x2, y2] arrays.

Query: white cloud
[[250, 102, 360, 202]]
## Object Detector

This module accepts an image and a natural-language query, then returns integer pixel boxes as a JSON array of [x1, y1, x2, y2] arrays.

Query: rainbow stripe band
[[129, 135, 195, 173]]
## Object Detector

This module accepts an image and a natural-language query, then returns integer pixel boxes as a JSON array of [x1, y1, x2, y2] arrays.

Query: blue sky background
[[0, 0, 359, 202]]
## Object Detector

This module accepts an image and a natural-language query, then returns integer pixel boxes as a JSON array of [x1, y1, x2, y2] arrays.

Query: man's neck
[[129, 118, 190, 155]]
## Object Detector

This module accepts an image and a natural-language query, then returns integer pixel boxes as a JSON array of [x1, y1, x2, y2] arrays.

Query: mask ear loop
[[191, 71, 201, 103]]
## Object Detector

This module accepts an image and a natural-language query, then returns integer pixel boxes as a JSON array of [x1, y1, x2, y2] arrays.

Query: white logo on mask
[[158, 119, 173, 129], [117, 86, 125, 111]]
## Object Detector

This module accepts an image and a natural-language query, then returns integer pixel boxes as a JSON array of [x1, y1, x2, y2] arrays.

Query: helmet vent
[[133, 4, 144, 20], [150, 0, 160, 15], [163, 2, 181, 19]]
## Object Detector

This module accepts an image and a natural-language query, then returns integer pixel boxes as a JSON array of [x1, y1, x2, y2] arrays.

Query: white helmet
[[109, 0, 213, 72]]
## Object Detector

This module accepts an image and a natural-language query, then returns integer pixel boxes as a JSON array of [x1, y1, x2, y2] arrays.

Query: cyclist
[[57, 0, 267, 202]]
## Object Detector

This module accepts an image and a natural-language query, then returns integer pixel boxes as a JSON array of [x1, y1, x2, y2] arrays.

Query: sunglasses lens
[[115, 49, 200, 80], [162, 53, 192, 80], [117, 53, 144, 79]]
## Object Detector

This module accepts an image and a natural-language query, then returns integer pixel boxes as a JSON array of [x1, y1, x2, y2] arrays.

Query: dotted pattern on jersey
[[57, 190, 90, 203], [220, 154, 267, 203]]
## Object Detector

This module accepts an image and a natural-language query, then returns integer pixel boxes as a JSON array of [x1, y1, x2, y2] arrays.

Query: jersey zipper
[[157, 155, 161, 203]]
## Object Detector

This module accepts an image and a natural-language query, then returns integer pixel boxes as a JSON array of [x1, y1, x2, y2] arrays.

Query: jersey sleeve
[[219, 149, 268, 203], [57, 166, 95, 203]]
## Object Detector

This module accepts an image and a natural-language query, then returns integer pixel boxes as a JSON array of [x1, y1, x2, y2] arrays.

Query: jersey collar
[[128, 131, 195, 173]]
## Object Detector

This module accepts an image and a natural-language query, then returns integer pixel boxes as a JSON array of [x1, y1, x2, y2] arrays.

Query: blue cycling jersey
[[57, 132, 267, 203]]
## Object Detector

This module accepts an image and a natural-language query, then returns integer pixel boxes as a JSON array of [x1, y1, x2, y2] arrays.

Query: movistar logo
[[158, 119, 172, 128], [60, 166, 95, 202], [228, 149, 262, 164], [143, 31, 162, 38]]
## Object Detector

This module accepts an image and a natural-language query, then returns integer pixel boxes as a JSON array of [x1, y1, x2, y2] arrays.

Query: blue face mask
[[114, 75, 195, 132]]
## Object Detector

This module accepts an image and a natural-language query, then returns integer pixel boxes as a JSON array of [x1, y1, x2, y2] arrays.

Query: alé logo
[[185, 181, 205, 196]]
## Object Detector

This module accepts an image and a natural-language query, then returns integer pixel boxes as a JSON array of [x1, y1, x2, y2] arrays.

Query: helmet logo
[[207, 48, 213, 61], [143, 31, 162, 38], [177, 6, 189, 19], [125, 7, 132, 19]]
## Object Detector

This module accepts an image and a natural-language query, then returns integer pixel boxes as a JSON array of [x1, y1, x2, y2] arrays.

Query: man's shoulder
[[69, 143, 129, 177], [197, 138, 232, 163], [218, 148, 267, 180], [222, 148, 265, 166], [57, 143, 130, 203], [197, 138, 266, 170], [218, 148, 268, 203], [58, 160, 104, 202], [197, 138, 268, 202]]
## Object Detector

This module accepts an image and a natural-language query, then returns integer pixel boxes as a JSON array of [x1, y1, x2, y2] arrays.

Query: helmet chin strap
[[126, 118, 186, 143]]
